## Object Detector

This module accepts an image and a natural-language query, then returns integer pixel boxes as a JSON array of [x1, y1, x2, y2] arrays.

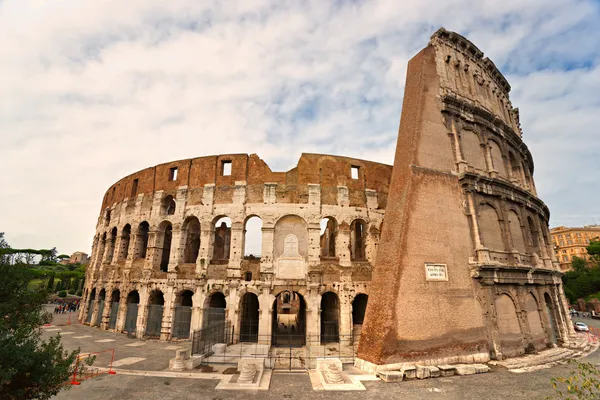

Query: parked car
[[575, 322, 589, 332]]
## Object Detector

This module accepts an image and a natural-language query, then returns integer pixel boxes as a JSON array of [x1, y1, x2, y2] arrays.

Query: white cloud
[[1, 0, 599, 253]]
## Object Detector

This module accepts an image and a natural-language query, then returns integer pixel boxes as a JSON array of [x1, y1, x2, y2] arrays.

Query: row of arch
[[457, 126, 535, 193], [83, 287, 369, 345], [93, 214, 374, 271], [477, 199, 551, 258]]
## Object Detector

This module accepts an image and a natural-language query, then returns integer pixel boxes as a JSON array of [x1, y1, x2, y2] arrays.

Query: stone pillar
[[307, 222, 321, 267], [228, 222, 244, 278], [551, 285, 569, 344], [191, 291, 205, 332], [198, 225, 213, 274], [336, 226, 351, 267], [485, 144, 498, 178], [337, 186, 349, 207], [89, 289, 101, 328], [558, 284, 576, 336], [125, 232, 137, 269], [136, 287, 149, 339], [339, 291, 352, 345], [115, 291, 128, 332], [112, 235, 123, 265], [146, 230, 161, 270], [306, 290, 320, 340], [260, 226, 275, 273], [161, 283, 175, 340], [451, 119, 468, 173], [101, 285, 113, 330], [168, 228, 182, 272], [487, 286, 503, 360], [258, 287, 273, 345]]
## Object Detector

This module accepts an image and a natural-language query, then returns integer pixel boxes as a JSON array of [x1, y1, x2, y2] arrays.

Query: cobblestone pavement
[[45, 309, 600, 400]]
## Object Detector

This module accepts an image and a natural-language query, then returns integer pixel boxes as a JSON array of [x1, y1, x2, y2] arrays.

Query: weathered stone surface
[[428, 366, 441, 378], [402, 365, 417, 379], [437, 365, 456, 377], [454, 364, 477, 376], [472, 364, 490, 374], [416, 365, 430, 379], [377, 371, 404, 383]]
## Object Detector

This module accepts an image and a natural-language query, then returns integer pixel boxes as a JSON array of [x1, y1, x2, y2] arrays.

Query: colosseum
[[81, 28, 574, 369]]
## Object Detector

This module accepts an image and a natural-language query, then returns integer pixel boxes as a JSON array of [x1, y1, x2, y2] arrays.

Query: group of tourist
[[52, 299, 80, 314]]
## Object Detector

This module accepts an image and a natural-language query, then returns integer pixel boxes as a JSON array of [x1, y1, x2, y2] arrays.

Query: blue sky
[[0, 0, 599, 255]]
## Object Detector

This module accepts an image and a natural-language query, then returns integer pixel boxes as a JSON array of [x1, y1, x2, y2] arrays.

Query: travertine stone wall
[[80, 153, 389, 344], [357, 28, 572, 368]]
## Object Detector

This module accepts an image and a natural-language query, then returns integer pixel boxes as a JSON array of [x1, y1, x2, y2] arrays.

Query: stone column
[[228, 222, 244, 278], [451, 119, 468, 173], [146, 230, 161, 270], [136, 287, 149, 338], [306, 290, 320, 340], [485, 144, 498, 178], [168, 228, 182, 272], [115, 291, 128, 332], [89, 288, 101, 328], [558, 284, 576, 336], [112, 235, 123, 265], [258, 287, 273, 345], [101, 285, 113, 330], [161, 283, 175, 340], [307, 222, 321, 267], [198, 225, 213, 275], [336, 226, 351, 267], [551, 285, 569, 344], [125, 232, 137, 269], [339, 291, 352, 346], [260, 226, 275, 273]]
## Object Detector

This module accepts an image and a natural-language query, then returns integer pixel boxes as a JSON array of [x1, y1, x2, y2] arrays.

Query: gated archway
[[272, 291, 306, 347], [544, 293, 558, 344], [85, 288, 96, 324], [240, 292, 259, 342], [204, 292, 227, 328], [96, 289, 106, 327], [320, 292, 339, 343], [172, 290, 193, 339], [352, 294, 368, 338], [109, 289, 120, 329], [145, 290, 165, 337], [124, 291, 139, 335]]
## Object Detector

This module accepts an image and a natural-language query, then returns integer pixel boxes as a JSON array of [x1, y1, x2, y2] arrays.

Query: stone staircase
[[489, 334, 599, 373]]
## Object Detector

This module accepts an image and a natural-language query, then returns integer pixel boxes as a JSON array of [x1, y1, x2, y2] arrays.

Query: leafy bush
[[550, 360, 600, 399], [75, 290, 82, 297], [68, 288, 76, 295], [57, 290, 67, 298]]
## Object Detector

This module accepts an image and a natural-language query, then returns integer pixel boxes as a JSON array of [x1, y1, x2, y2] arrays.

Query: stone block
[[472, 364, 490, 374], [377, 371, 404, 383], [401, 365, 417, 379], [437, 365, 456, 377], [212, 343, 226, 354], [454, 364, 476, 375], [416, 365, 430, 379], [428, 366, 440, 378]]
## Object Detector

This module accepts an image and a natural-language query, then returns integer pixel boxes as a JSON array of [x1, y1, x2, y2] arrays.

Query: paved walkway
[[43, 308, 600, 399]]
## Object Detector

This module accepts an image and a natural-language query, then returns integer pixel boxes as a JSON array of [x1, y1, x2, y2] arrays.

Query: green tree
[[588, 239, 600, 264], [46, 272, 55, 291], [0, 262, 78, 399]]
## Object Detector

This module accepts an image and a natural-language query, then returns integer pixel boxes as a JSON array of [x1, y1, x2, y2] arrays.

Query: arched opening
[[183, 217, 201, 263], [212, 217, 231, 262], [320, 217, 337, 258], [479, 204, 505, 251], [320, 292, 340, 343], [525, 293, 545, 346], [489, 141, 507, 178], [461, 130, 486, 171], [85, 288, 96, 324], [508, 210, 526, 253], [159, 222, 173, 272], [204, 292, 227, 328], [522, 162, 532, 189], [272, 291, 306, 347], [96, 289, 106, 327], [544, 293, 558, 344], [124, 291, 140, 335], [162, 195, 176, 216], [135, 222, 150, 260], [352, 294, 368, 338], [119, 224, 131, 261], [145, 290, 165, 337], [106, 228, 117, 264], [496, 294, 523, 357], [350, 219, 367, 261], [527, 216, 539, 253], [173, 290, 194, 339], [508, 152, 522, 185], [240, 293, 259, 342], [109, 289, 120, 329], [243, 216, 262, 259]]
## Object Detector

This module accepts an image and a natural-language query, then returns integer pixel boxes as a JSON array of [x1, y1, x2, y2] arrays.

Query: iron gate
[[85, 301, 93, 323], [321, 321, 339, 343], [192, 321, 232, 356], [172, 306, 192, 339], [124, 303, 138, 336], [96, 300, 105, 326], [108, 302, 119, 329], [145, 304, 163, 337]]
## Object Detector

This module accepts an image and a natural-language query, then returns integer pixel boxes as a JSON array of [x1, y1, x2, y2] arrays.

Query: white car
[[575, 322, 589, 332]]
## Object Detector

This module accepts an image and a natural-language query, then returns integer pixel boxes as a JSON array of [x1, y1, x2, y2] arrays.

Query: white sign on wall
[[425, 263, 448, 281]]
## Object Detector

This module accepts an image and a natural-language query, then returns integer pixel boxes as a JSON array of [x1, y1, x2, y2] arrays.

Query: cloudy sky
[[1, 0, 599, 255]]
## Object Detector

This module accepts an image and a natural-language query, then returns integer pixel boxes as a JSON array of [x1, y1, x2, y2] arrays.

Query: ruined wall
[[357, 28, 572, 369]]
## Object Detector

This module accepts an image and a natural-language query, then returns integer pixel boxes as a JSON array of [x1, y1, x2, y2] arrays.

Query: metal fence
[[124, 304, 138, 336], [194, 329, 360, 371], [172, 306, 192, 339], [95, 300, 105, 326], [108, 302, 119, 330], [192, 321, 233, 356], [145, 304, 163, 337]]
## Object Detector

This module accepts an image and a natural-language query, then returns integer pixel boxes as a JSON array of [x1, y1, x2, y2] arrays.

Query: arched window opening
[[461, 130, 486, 171], [320, 292, 340, 343], [496, 294, 522, 357], [204, 292, 227, 329], [106, 228, 117, 264], [320, 217, 337, 258], [352, 294, 368, 341], [109, 289, 120, 329], [508, 152, 522, 185], [162, 195, 176, 216], [119, 224, 131, 261], [240, 293, 259, 342], [243, 216, 262, 259], [136, 222, 150, 260], [508, 210, 526, 253], [244, 272, 252, 281], [124, 290, 139, 335], [489, 141, 507, 178], [479, 204, 505, 251], [350, 220, 367, 261], [86, 288, 96, 324], [525, 293, 545, 345], [528, 216, 539, 251], [145, 290, 165, 337], [105, 209, 111, 225], [544, 293, 558, 344], [159, 222, 173, 272], [212, 217, 231, 262], [173, 290, 193, 339], [272, 291, 306, 346], [96, 289, 106, 327], [183, 217, 200, 263]]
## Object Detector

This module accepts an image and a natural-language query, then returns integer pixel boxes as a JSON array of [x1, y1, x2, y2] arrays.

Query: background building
[[551, 225, 600, 270]]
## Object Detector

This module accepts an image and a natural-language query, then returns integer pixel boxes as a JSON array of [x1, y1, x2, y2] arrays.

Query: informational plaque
[[425, 263, 448, 281]]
